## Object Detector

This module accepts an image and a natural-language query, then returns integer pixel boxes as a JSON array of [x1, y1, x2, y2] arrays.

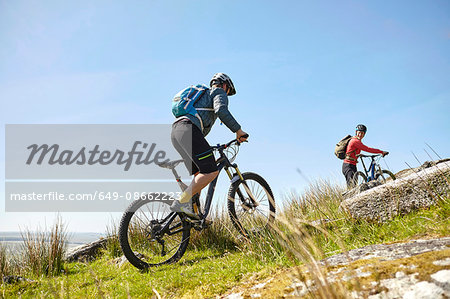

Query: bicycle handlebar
[[357, 152, 389, 158], [212, 134, 249, 150]]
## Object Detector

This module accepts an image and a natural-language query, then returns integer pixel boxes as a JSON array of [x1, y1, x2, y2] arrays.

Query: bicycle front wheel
[[119, 194, 191, 269], [353, 171, 367, 186], [227, 172, 275, 236], [376, 169, 396, 183]]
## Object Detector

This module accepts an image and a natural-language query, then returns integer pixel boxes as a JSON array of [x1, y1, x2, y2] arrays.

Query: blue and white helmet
[[210, 73, 236, 96]]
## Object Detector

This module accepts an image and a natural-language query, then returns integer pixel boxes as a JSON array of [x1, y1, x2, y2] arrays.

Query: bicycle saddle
[[155, 159, 184, 169]]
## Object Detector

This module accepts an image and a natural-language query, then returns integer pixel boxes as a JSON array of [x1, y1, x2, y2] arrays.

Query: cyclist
[[342, 124, 388, 187], [170, 73, 248, 218]]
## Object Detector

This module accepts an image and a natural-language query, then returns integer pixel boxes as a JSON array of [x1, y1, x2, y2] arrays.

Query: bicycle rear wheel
[[376, 169, 396, 183], [227, 172, 275, 236], [353, 171, 367, 186], [119, 194, 191, 269]]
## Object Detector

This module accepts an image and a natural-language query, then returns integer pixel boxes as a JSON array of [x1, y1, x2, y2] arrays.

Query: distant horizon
[[0, 231, 104, 234]]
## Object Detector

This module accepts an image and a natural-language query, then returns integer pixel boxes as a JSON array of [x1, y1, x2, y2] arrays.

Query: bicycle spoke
[[242, 182, 257, 202], [255, 208, 269, 220], [255, 184, 264, 201], [164, 234, 188, 256], [134, 214, 148, 228]]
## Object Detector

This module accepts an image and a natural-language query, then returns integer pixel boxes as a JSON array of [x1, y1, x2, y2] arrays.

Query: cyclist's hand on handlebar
[[236, 129, 248, 143], [382, 151, 389, 157]]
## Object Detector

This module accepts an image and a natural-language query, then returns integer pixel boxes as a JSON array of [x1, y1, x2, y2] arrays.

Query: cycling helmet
[[356, 124, 367, 132], [210, 73, 236, 96]]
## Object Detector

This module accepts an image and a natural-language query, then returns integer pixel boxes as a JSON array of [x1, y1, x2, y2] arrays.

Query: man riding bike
[[170, 73, 248, 218], [342, 124, 388, 187]]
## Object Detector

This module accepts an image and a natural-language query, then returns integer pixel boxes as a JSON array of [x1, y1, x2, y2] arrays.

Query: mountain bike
[[353, 153, 396, 185], [118, 135, 275, 269]]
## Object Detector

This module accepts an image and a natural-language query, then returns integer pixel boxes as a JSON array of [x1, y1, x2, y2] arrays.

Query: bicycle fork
[[225, 164, 259, 208]]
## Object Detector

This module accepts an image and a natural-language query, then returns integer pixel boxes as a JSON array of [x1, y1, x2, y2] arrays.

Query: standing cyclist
[[342, 124, 388, 187], [170, 73, 248, 217]]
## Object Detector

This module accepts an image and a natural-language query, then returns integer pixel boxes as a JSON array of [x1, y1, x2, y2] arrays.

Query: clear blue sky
[[1, 0, 449, 232]]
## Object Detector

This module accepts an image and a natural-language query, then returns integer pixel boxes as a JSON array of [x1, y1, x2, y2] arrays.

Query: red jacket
[[344, 137, 383, 165]]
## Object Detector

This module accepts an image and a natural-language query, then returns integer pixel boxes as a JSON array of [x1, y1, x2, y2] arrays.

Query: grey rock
[[228, 238, 450, 299], [225, 292, 243, 299], [110, 252, 146, 267], [342, 181, 383, 200], [433, 258, 450, 266], [64, 237, 110, 262], [367, 272, 420, 299], [321, 238, 450, 298], [340, 160, 450, 222], [403, 281, 445, 299], [2, 275, 36, 284], [110, 255, 128, 267], [395, 158, 450, 180], [321, 237, 450, 267], [431, 270, 450, 293]]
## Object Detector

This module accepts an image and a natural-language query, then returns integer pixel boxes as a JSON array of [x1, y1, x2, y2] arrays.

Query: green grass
[[311, 199, 449, 256], [277, 180, 449, 260], [1, 249, 278, 298], [1, 178, 449, 298]]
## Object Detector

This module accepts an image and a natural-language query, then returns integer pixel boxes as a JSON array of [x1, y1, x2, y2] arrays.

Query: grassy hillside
[[1, 177, 449, 298]]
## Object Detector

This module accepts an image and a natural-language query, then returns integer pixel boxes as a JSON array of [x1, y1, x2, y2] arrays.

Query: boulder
[[64, 237, 110, 262], [395, 158, 450, 179], [340, 160, 450, 222], [342, 180, 383, 199]]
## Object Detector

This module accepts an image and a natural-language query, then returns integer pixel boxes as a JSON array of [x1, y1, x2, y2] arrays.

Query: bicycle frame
[[358, 155, 382, 182], [163, 139, 248, 226]]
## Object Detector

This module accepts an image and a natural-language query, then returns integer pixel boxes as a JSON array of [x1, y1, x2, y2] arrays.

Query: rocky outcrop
[[342, 180, 383, 199], [222, 237, 450, 298], [395, 158, 450, 180], [64, 238, 110, 262], [340, 160, 450, 222], [322, 237, 450, 267]]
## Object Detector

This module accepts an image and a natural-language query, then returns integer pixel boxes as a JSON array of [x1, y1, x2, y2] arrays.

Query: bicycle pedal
[[185, 217, 201, 224], [184, 214, 201, 221], [189, 219, 213, 231]]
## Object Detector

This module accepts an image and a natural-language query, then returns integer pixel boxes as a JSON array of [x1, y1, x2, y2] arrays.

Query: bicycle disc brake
[[241, 183, 259, 208], [238, 187, 259, 212]]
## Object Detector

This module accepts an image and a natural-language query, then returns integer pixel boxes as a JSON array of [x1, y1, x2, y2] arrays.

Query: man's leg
[[176, 138, 219, 206], [342, 163, 357, 188], [170, 120, 218, 217], [182, 171, 219, 200]]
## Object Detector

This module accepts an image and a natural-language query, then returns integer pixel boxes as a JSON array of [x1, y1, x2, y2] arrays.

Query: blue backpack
[[172, 84, 213, 131]]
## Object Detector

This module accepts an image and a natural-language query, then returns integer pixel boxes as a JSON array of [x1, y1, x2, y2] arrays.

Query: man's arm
[[212, 89, 241, 133], [355, 139, 384, 154]]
